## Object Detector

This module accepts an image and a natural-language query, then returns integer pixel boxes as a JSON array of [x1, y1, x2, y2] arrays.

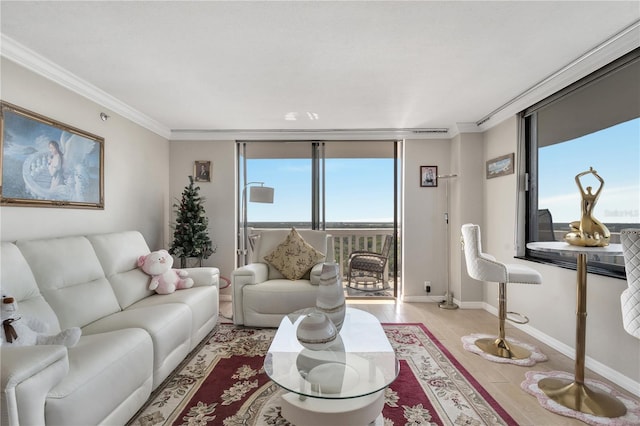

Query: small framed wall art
[[194, 161, 211, 182], [420, 165, 438, 187], [486, 153, 514, 179]]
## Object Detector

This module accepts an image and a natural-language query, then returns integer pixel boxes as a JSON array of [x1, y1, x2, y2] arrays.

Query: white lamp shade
[[249, 185, 274, 203]]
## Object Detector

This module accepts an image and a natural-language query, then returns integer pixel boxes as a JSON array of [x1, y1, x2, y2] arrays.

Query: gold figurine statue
[[564, 167, 610, 247]]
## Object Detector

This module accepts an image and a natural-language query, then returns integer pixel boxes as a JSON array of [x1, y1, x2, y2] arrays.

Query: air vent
[[412, 128, 449, 134]]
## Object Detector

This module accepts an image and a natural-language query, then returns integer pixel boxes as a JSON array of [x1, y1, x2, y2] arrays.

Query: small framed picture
[[420, 166, 438, 187], [194, 161, 211, 182], [486, 153, 514, 179]]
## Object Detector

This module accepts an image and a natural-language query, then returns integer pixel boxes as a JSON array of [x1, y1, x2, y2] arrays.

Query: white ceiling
[[1, 1, 639, 140]]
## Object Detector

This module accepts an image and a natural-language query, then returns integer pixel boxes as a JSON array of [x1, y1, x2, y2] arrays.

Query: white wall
[[0, 59, 170, 249], [483, 117, 639, 391], [451, 132, 484, 305], [402, 138, 452, 299], [168, 140, 237, 299]]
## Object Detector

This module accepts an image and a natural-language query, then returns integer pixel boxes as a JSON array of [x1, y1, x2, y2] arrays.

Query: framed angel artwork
[[0, 101, 104, 209]]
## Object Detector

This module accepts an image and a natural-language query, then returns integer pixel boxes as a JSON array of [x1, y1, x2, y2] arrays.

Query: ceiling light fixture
[[99, 112, 109, 121]]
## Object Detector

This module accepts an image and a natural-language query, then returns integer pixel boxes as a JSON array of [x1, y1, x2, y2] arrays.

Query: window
[[523, 48, 640, 278]]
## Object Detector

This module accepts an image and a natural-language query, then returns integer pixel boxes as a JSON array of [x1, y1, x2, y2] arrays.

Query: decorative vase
[[296, 312, 338, 351], [316, 262, 346, 332]]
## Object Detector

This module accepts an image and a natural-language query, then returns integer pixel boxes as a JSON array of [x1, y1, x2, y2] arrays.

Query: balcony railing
[[327, 228, 395, 280], [247, 225, 396, 287]]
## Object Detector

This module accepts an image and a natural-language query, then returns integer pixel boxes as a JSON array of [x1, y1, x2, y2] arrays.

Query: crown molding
[[476, 20, 640, 132], [0, 34, 171, 139], [170, 127, 451, 141]]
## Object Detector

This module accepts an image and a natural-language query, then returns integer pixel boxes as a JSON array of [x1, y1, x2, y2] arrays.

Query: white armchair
[[232, 229, 334, 327]]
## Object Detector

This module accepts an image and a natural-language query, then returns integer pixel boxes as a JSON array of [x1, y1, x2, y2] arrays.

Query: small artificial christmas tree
[[169, 176, 215, 268]]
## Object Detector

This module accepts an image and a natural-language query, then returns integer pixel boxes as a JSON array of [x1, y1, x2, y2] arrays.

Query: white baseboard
[[480, 302, 640, 397], [402, 295, 485, 309], [401, 295, 446, 303]]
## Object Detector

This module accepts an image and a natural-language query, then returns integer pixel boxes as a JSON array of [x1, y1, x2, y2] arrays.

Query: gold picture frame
[[486, 153, 514, 179], [0, 101, 104, 209], [194, 160, 211, 182]]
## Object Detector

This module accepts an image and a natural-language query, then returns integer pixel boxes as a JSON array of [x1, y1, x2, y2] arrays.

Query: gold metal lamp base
[[474, 337, 531, 360], [538, 378, 627, 418]]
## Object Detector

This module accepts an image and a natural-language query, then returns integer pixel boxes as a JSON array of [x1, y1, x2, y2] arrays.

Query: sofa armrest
[[310, 262, 324, 285], [231, 263, 269, 325], [182, 266, 220, 288], [1, 345, 69, 426]]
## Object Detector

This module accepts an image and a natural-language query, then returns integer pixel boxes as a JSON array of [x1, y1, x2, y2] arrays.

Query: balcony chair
[[346, 234, 393, 292], [461, 224, 542, 359], [620, 228, 640, 339], [537, 208, 556, 241]]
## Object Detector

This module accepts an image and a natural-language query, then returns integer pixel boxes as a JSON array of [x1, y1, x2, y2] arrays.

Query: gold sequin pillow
[[264, 228, 326, 280]]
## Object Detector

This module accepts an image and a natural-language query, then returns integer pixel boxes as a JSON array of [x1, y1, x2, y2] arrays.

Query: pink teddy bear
[[137, 250, 194, 294]]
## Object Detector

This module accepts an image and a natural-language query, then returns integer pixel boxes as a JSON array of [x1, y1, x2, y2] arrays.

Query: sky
[[538, 117, 639, 224], [247, 157, 394, 223], [245, 117, 639, 225]]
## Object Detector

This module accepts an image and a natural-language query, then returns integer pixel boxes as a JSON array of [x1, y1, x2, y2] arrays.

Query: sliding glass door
[[237, 140, 401, 297]]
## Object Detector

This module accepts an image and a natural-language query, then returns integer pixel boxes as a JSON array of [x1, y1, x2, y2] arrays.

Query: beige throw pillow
[[264, 228, 325, 280]]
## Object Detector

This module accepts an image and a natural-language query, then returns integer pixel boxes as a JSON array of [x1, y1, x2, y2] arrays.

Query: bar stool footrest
[[506, 311, 529, 324]]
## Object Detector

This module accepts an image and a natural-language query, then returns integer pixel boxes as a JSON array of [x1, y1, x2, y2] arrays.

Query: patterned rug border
[[396, 323, 518, 424], [129, 321, 518, 425]]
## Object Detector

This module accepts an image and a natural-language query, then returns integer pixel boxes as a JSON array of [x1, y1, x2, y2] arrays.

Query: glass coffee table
[[265, 307, 399, 426]]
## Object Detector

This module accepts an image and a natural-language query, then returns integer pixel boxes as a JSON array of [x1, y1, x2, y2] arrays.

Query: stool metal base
[[538, 377, 627, 418], [475, 337, 531, 360]]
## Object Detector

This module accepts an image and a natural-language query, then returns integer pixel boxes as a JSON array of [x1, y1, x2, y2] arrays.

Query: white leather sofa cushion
[[0, 242, 61, 332], [16, 236, 121, 329], [46, 329, 153, 426], [242, 279, 319, 328], [87, 231, 154, 309], [129, 286, 219, 350], [81, 303, 192, 388]]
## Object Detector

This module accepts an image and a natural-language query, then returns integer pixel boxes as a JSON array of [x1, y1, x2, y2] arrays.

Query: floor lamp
[[438, 174, 458, 310], [239, 182, 274, 265]]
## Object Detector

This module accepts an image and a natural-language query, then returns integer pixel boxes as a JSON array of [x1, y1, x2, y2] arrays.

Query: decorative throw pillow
[[264, 228, 325, 280]]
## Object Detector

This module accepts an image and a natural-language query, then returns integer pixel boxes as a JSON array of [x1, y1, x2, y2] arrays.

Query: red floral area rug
[[128, 323, 517, 426]]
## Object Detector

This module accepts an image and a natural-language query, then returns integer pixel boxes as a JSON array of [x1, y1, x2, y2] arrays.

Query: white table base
[[280, 389, 385, 426]]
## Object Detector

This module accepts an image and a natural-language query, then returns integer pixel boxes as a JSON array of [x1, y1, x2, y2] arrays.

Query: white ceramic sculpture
[[316, 262, 346, 331], [296, 312, 338, 350]]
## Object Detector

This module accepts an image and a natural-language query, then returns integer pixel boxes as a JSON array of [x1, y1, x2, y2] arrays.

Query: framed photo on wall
[[420, 165, 438, 187], [0, 101, 104, 209], [194, 160, 211, 182], [486, 153, 514, 179]]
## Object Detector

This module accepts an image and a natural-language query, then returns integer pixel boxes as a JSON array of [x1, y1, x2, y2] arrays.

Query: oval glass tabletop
[[264, 308, 400, 400]]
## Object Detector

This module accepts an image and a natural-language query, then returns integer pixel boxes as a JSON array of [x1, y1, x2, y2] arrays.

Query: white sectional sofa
[[232, 229, 333, 327], [0, 231, 220, 426]]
